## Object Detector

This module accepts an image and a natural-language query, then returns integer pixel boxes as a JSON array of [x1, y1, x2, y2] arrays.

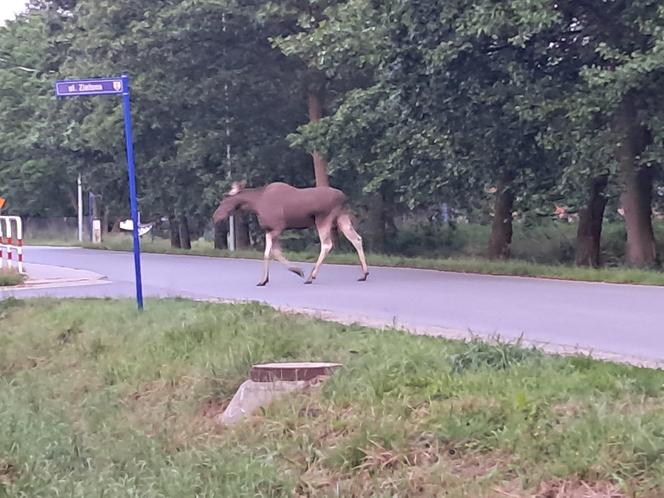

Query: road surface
[[3, 247, 663, 364]]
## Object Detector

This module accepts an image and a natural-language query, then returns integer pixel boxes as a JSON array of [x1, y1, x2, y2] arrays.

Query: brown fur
[[213, 181, 369, 285]]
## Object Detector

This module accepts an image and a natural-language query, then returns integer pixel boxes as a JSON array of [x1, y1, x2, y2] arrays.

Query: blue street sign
[[55, 78, 125, 96], [55, 75, 144, 310]]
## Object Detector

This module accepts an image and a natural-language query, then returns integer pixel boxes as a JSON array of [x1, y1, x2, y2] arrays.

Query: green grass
[[29, 233, 664, 287], [1, 298, 664, 496], [0, 270, 24, 287]]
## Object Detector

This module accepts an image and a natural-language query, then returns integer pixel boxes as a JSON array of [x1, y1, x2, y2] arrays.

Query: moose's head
[[212, 180, 247, 224]]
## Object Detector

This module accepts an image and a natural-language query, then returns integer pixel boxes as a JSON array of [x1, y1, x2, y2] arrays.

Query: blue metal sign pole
[[55, 75, 144, 310], [121, 75, 144, 310]]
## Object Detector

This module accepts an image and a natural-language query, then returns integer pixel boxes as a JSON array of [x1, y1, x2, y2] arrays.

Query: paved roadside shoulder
[[1, 263, 109, 291]]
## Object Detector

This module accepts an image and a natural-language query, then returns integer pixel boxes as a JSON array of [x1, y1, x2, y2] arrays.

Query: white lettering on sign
[[79, 83, 104, 92], [68, 84, 76, 92]]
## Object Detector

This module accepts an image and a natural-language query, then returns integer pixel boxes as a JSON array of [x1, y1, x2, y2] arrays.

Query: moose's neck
[[233, 188, 263, 213]]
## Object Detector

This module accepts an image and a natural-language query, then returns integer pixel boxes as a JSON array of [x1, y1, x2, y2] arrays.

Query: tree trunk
[[66, 190, 77, 214], [614, 93, 657, 267], [92, 195, 101, 219], [179, 215, 192, 250], [366, 192, 386, 253], [214, 219, 228, 250], [307, 77, 329, 187], [235, 213, 251, 249], [621, 166, 657, 266], [360, 188, 397, 253], [178, 217, 191, 249], [103, 207, 109, 235], [169, 215, 181, 248], [488, 173, 515, 259], [575, 174, 609, 267]]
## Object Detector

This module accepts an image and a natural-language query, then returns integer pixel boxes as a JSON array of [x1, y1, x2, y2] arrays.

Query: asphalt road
[[3, 246, 664, 363]]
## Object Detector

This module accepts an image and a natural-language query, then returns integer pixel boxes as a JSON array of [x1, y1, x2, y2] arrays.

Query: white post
[[227, 142, 236, 251], [0, 216, 23, 273], [229, 214, 236, 252], [77, 173, 83, 242], [5, 218, 12, 270], [92, 219, 102, 244], [15, 217, 23, 274], [0, 217, 4, 270]]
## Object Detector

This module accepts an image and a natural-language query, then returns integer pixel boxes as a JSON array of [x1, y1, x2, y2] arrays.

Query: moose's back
[[259, 183, 348, 230]]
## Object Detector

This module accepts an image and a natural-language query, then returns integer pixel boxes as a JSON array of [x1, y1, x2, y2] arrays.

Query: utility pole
[[88, 192, 94, 242], [77, 173, 83, 242], [223, 11, 236, 252]]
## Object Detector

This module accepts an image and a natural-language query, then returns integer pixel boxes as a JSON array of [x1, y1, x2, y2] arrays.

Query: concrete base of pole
[[216, 362, 342, 426], [92, 219, 102, 244]]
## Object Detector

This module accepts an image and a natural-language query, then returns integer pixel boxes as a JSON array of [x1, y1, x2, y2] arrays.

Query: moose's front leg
[[257, 232, 274, 286]]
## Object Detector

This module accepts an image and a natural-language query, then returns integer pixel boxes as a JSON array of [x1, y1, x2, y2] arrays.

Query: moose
[[212, 181, 369, 286]]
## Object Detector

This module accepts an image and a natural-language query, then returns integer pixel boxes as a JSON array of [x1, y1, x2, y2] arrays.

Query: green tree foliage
[[0, 8, 77, 216], [277, 0, 664, 265], [2, 0, 311, 235], [278, 0, 558, 257], [1, 0, 663, 267]]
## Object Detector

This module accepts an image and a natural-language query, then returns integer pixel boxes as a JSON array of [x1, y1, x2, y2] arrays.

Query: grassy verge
[[30, 234, 664, 286], [0, 270, 24, 287], [1, 298, 664, 496]]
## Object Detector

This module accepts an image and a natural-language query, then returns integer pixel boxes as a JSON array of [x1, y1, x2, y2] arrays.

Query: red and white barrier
[[0, 216, 24, 273]]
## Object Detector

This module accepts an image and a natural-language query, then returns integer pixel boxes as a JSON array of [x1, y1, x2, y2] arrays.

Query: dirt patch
[[120, 377, 231, 444], [294, 445, 514, 497], [356, 434, 441, 473], [450, 448, 512, 480], [0, 458, 18, 486], [551, 402, 585, 419], [201, 398, 230, 419], [535, 479, 625, 497], [494, 479, 627, 497]]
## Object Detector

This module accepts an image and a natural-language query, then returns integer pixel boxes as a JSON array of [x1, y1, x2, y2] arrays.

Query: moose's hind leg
[[257, 232, 275, 286], [305, 220, 334, 284], [272, 241, 304, 279], [338, 213, 369, 281]]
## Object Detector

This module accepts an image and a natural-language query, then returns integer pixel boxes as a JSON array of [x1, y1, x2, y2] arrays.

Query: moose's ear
[[228, 180, 247, 196]]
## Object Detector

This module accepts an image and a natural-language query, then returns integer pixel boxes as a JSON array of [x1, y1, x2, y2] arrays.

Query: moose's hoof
[[256, 279, 269, 287], [304, 275, 315, 285], [290, 267, 305, 279], [358, 273, 369, 282]]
